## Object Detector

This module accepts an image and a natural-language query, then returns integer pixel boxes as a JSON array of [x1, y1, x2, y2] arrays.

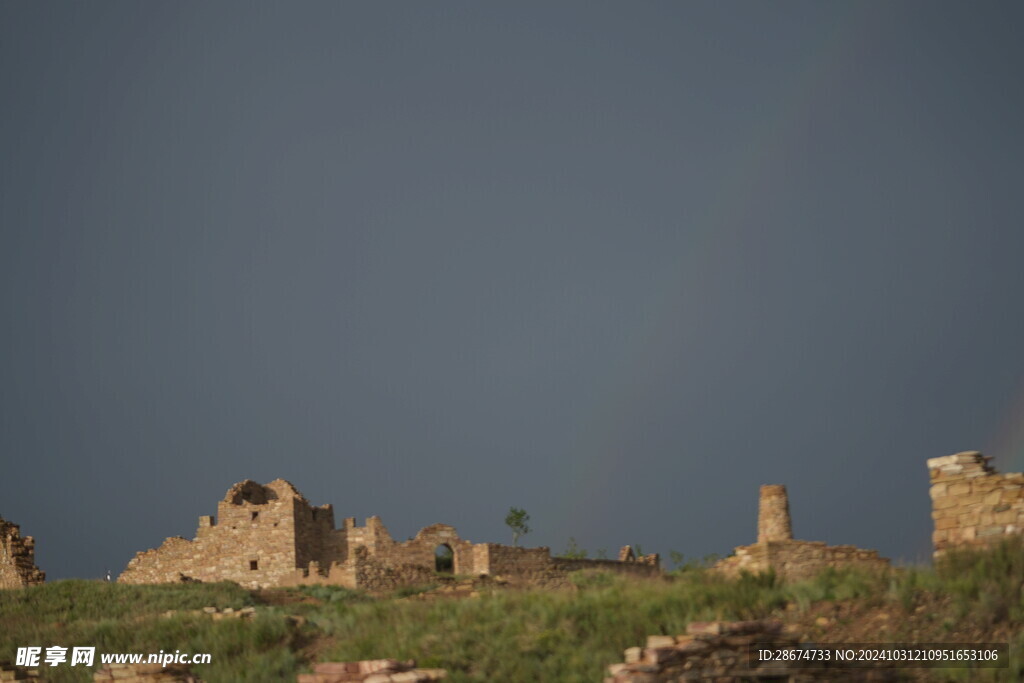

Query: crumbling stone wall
[[714, 485, 889, 581], [359, 522, 478, 575], [122, 479, 660, 590], [0, 516, 45, 588], [929, 451, 1024, 558]]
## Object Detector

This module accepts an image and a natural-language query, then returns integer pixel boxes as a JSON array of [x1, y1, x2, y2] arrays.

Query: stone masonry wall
[[929, 451, 1024, 558], [362, 522, 478, 576], [121, 479, 321, 589], [474, 544, 552, 576], [715, 541, 889, 582], [0, 516, 45, 589]]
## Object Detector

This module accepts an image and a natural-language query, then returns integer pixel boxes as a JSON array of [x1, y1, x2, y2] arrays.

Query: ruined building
[[0, 516, 45, 588], [713, 484, 889, 581], [929, 451, 1024, 558], [119, 479, 660, 590]]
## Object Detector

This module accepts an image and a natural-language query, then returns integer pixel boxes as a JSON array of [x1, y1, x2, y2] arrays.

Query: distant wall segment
[[119, 479, 661, 590]]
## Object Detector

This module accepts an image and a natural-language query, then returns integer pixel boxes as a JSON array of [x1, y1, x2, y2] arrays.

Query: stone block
[[947, 482, 972, 496], [312, 663, 357, 674], [687, 621, 724, 636], [643, 647, 682, 666], [645, 635, 676, 648]]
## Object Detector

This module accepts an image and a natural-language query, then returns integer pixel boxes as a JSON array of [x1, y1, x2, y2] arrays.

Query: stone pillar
[[757, 484, 793, 544]]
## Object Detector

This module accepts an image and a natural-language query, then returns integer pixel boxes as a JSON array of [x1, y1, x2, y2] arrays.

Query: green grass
[[311, 571, 788, 682], [0, 581, 296, 682], [1, 538, 1021, 682]]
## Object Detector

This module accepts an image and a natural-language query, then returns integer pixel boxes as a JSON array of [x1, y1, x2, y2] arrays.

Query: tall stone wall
[[929, 451, 1024, 558], [0, 516, 45, 588]]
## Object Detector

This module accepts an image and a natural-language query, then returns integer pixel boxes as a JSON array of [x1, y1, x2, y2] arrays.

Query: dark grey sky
[[3, 2, 1023, 580]]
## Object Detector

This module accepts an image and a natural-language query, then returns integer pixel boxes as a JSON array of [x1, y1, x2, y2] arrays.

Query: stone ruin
[[712, 484, 890, 581], [119, 479, 661, 590], [928, 450, 1024, 558], [0, 515, 45, 589]]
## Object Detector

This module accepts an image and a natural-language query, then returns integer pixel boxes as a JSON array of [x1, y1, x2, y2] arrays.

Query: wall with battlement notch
[[120, 479, 325, 588]]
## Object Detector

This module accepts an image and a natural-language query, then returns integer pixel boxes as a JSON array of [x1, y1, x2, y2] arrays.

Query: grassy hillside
[[1, 539, 1022, 682]]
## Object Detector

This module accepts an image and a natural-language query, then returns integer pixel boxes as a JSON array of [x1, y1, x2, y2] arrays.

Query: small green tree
[[505, 507, 531, 546], [669, 550, 685, 569]]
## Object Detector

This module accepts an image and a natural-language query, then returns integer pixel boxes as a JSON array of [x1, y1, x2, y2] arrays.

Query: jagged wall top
[[222, 479, 306, 505], [928, 450, 1024, 557]]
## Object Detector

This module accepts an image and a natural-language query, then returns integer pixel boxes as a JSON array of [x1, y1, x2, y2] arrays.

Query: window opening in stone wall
[[249, 560, 258, 571], [435, 544, 454, 574], [251, 511, 259, 521]]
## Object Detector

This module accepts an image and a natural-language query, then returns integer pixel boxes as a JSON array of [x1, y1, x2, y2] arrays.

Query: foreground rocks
[[0, 660, 43, 681], [604, 619, 897, 682]]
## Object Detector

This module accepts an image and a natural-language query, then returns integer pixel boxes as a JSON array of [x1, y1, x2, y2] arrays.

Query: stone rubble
[[604, 619, 897, 682]]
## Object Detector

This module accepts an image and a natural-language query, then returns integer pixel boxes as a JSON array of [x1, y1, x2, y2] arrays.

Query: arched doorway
[[434, 544, 454, 574]]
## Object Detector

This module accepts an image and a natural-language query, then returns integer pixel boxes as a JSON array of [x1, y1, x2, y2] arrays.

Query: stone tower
[[757, 484, 793, 543]]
